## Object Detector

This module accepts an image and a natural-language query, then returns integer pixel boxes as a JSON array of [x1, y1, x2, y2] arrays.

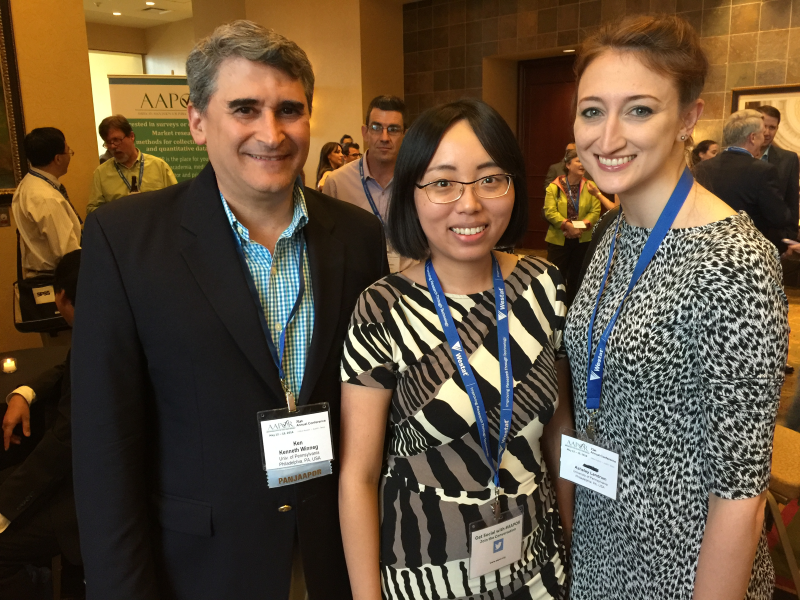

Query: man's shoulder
[[142, 152, 172, 168], [304, 186, 379, 226], [91, 177, 193, 228], [13, 173, 60, 201], [326, 159, 359, 185], [771, 144, 800, 164]]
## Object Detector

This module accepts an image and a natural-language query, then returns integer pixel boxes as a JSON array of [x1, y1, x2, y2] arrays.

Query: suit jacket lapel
[[298, 189, 344, 406], [178, 164, 285, 405]]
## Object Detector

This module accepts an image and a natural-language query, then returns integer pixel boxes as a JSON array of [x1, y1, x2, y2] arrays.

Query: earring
[[680, 135, 686, 141]]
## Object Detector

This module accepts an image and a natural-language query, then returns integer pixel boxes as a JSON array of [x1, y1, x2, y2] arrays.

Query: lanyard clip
[[281, 379, 297, 413], [493, 486, 501, 522], [586, 410, 597, 441]]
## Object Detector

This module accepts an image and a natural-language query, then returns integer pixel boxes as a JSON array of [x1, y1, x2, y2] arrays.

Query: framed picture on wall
[[0, 0, 25, 205], [731, 84, 800, 155]]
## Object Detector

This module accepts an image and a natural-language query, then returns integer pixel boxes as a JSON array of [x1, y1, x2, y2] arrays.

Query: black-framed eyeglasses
[[349, 152, 363, 158], [102, 137, 128, 148], [368, 123, 404, 136], [415, 174, 514, 204]]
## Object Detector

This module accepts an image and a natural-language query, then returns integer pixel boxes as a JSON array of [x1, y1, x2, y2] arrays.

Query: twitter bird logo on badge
[[493, 539, 504, 553]]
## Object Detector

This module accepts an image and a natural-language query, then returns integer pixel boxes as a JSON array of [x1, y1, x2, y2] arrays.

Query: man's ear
[[187, 102, 208, 145]]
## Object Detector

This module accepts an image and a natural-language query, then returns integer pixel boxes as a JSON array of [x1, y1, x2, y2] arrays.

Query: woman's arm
[[586, 181, 619, 212], [540, 358, 576, 551], [339, 382, 393, 600], [543, 184, 567, 228], [692, 492, 766, 600]]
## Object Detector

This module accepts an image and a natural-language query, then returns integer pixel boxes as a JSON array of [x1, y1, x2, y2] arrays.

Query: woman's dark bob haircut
[[387, 99, 529, 261]]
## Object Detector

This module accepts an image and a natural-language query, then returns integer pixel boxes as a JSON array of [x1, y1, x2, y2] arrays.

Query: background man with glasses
[[13, 128, 81, 280], [86, 114, 177, 214], [323, 95, 414, 272]]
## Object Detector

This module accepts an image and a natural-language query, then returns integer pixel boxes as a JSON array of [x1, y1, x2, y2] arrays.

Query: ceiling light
[[563, 49, 575, 53], [146, 1, 155, 4], [113, 12, 121, 15]]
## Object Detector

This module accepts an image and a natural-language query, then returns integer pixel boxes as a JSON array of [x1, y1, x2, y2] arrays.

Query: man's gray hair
[[186, 20, 315, 114], [723, 109, 763, 147]]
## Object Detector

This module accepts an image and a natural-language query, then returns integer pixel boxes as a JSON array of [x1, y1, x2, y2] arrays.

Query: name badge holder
[[558, 168, 695, 502], [558, 427, 622, 501], [425, 254, 524, 580], [228, 220, 334, 488], [257, 403, 334, 488]]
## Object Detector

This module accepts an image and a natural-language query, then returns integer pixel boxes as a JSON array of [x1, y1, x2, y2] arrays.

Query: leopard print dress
[[564, 212, 788, 600]]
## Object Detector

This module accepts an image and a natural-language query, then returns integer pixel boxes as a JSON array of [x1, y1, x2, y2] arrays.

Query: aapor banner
[[108, 75, 208, 182]]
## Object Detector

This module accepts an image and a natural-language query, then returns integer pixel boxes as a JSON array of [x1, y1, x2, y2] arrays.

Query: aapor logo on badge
[[264, 419, 295, 432]]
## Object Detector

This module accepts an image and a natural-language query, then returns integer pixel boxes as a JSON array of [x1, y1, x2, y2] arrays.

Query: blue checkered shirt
[[221, 186, 314, 399]]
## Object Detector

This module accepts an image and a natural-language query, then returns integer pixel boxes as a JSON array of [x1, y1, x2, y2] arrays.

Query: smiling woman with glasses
[[338, 99, 572, 600]]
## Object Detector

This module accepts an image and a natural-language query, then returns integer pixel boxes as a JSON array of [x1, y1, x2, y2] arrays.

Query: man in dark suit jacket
[[71, 21, 387, 600], [756, 105, 800, 240], [0, 250, 81, 599], [693, 108, 790, 249]]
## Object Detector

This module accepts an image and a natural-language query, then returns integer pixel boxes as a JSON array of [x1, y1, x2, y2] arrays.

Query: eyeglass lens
[[425, 175, 512, 204]]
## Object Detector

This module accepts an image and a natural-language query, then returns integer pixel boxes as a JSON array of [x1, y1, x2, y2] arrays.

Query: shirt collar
[[115, 149, 141, 168], [221, 182, 309, 246], [362, 150, 394, 188], [761, 145, 771, 161], [29, 167, 59, 185], [725, 145, 754, 157]]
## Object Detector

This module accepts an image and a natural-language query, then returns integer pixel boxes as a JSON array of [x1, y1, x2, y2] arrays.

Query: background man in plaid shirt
[[71, 21, 387, 600]]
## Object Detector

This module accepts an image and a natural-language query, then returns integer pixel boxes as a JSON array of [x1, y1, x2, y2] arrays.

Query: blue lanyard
[[114, 154, 145, 192], [425, 255, 513, 495], [562, 177, 580, 214], [586, 168, 694, 412], [724, 146, 753, 157], [359, 156, 384, 226], [229, 221, 306, 406]]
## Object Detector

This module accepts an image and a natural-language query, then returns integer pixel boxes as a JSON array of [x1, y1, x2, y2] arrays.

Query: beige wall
[[360, 0, 405, 120], [2, 0, 98, 351], [244, 0, 365, 185], [86, 21, 147, 55], [144, 18, 195, 75], [193, 0, 245, 41]]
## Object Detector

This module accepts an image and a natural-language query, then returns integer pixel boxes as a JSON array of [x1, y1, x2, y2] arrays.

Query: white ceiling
[[84, 0, 192, 28]]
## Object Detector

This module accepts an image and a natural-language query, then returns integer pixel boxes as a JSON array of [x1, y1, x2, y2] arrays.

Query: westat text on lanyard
[[359, 156, 384, 225], [426, 254, 513, 518], [585, 167, 694, 438], [113, 154, 145, 192]]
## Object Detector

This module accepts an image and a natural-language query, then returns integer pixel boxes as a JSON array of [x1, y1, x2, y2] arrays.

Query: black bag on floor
[[13, 231, 68, 333]]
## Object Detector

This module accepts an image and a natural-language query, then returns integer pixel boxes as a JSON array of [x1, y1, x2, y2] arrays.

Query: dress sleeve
[[340, 283, 398, 390], [697, 234, 788, 499]]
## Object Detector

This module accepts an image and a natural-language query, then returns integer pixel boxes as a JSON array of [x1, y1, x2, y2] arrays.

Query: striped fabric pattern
[[221, 186, 314, 398], [342, 255, 568, 600]]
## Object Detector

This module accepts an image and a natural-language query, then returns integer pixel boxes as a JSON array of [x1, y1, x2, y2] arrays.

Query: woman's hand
[[586, 181, 601, 197], [562, 221, 582, 239]]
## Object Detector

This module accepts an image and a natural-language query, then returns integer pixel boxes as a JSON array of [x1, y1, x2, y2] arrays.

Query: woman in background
[[690, 139, 720, 166], [565, 14, 787, 600], [315, 142, 344, 191], [543, 149, 602, 307], [339, 99, 572, 600]]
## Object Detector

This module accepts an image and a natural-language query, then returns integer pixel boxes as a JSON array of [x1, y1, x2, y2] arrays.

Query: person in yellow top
[[87, 115, 178, 215], [543, 149, 604, 306]]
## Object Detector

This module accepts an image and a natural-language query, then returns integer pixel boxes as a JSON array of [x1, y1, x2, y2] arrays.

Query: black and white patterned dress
[[342, 256, 567, 600], [564, 212, 788, 600]]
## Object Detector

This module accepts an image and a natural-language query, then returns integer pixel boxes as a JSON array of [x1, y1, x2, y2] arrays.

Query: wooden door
[[517, 56, 577, 250]]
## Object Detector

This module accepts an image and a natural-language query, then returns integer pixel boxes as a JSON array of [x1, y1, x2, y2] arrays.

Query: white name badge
[[468, 507, 524, 580], [559, 430, 620, 500], [257, 403, 334, 488], [571, 220, 587, 230]]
